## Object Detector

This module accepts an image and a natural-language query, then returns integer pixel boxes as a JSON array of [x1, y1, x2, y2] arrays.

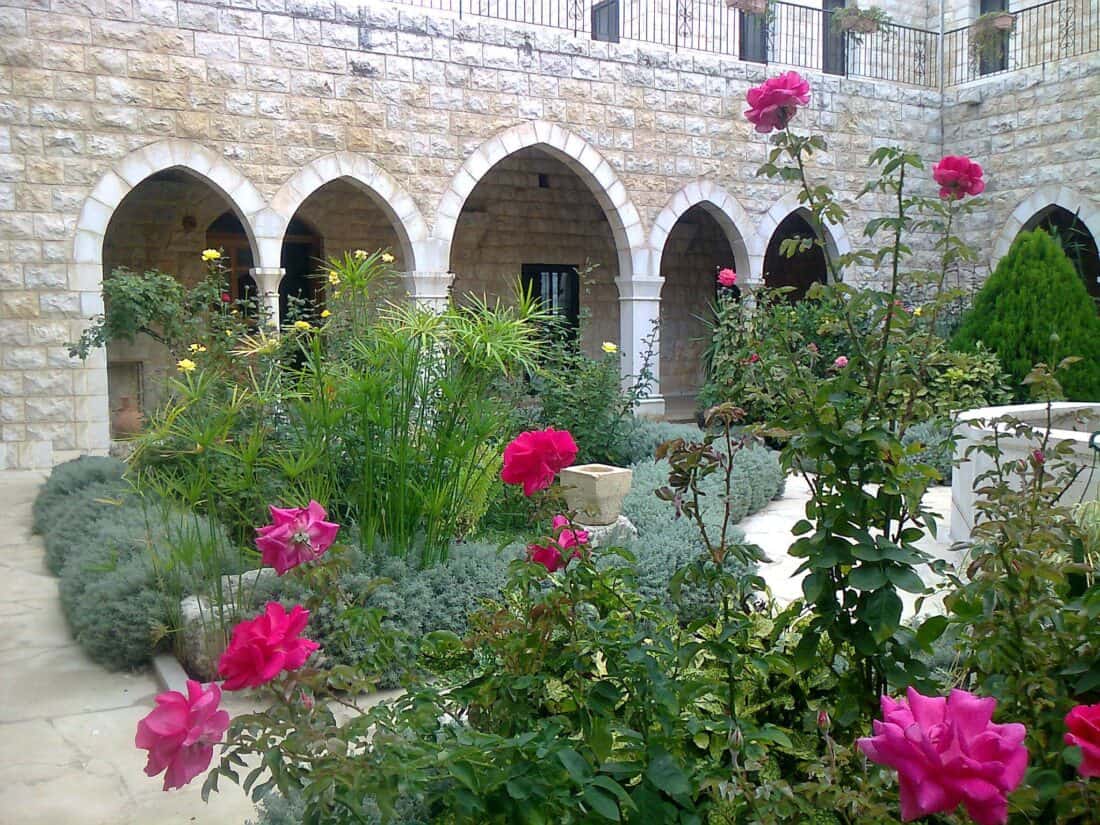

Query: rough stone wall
[[294, 178, 408, 267], [659, 204, 728, 399], [449, 148, 620, 356], [0, 0, 1094, 469], [941, 52, 1100, 287]]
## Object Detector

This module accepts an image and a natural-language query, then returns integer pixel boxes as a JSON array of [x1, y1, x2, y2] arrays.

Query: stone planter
[[177, 568, 275, 680], [950, 402, 1100, 541], [560, 464, 633, 526]]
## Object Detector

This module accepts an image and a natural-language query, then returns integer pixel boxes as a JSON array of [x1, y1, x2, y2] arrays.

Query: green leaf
[[582, 785, 621, 821], [916, 615, 949, 651], [793, 628, 821, 671], [886, 566, 926, 594], [645, 750, 691, 798], [558, 748, 592, 785], [860, 588, 903, 643], [849, 564, 888, 591]]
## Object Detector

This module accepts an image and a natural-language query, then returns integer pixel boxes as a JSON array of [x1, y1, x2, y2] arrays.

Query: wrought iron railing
[[383, 0, 939, 87], [944, 0, 1099, 86]]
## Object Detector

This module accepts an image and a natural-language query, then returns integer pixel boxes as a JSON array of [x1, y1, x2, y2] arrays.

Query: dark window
[[206, 211, 256, 304], [739, 9, 768, 64], [979, 0, 1009, 76], [763, 213, 828, 302], [823, 0, 847, 76], [591, 0, 619, 44], [279, 217, 323, 323], [522, 263, 579, 333]]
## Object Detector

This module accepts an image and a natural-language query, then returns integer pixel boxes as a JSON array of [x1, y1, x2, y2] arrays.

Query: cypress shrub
[[952, 229, 1100, 400]]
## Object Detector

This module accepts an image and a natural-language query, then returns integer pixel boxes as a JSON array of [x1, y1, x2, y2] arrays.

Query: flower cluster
[[527, 514, 590, 573], [255, 501, 339, 575], [858, 687, 1028, 825], [500, 427, 578, 496], [744, 71, 811, 134]]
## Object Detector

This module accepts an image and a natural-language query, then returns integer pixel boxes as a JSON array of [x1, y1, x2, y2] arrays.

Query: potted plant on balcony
[[832, 5, 891, 36], [969, 10, 1015, 64], [725, 0, 767, 15]]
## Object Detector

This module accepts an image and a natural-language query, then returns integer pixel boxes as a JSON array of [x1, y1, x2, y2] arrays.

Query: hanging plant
[[725, 0, 768, 15], [969, 10, 1015, 64], [832, 5, 891, 36]]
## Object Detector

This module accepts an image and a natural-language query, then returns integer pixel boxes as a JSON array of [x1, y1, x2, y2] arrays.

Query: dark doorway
[[823, 0, 847, 76], [279, 217, 323, 323], [763, 212, 828, 301], [978, 0, 1009, 75], [522, 263, 580, 335], [739, 9, 768, 63], [1025, 207, 1100, 301], [591, 0, 619, 43], [206, 211, 257, 303]]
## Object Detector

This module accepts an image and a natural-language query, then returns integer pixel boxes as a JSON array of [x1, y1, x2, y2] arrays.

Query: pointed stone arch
[[756, 190, 852, 274], [649, 181, 761, 281], [265, 152, 429, 273], [431, 121, 646, 282], [72, 140, 265, 275], [993, 185, 1100, 264]]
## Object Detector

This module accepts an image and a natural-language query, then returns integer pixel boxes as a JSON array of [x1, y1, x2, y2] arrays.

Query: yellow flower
[[188, 343, 207, 353], [320, 309, 332, 319], [602, 341, 618, 354], [353, 249, 368, 261], [293, 320, 312, 331], [201, 249, 221, 261], [176, 358, 197, 373], [381, 252, 395, 264], [328, 271, 341, 286], [225, 329, 233, 337], [913, 306, 924, 317]]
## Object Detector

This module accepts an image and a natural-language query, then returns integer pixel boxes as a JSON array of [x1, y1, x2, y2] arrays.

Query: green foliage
[[32, 455, 126, 535], [42, 478, 131, 575], [944, 396, 1100, 822], [131, 256, 547, 565], [925, 344, 1013, 415], [247, 789, 429, 825], [952, 229, 1100, 401], [618, 420, 709, 466], [900, 418, 955, 484]]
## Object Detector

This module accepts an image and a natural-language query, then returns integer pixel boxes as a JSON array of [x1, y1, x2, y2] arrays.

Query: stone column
[[404, 271, 454, 311], [616, 275, 665, 417], [249, 267, 285, 328]]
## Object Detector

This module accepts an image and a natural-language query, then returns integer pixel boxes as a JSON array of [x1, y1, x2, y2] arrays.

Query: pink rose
[[744, 71, 811, 134], [218, 602, 319, 691], [1031, 449, 1045, 465], [135, 679, 229, 791], [527, 514, 590, 573], [807, 342, 819, 354], [501, 427, 579, 496], [858, 687, 1028, 825], [933, 155, 985, 200], [255, 500, 340, 575], [220, 291, 232, 303], [833, 355, 849, 368], [1065, 702, 1100, 778], [717, 268, 737, 287]]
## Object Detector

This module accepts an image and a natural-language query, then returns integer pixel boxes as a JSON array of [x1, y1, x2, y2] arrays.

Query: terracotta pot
[[112, 395, 144, 438], [992, 12, 1015, 31], [725, 0, 767, 15]]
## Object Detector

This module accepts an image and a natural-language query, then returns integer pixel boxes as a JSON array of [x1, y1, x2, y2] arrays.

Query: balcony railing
[[387, 0, 939, 87], [944, 0, 1100, 86]]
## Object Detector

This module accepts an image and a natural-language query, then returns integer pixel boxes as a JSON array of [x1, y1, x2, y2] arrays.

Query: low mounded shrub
[[900, 418, 955, 484], [618, 419, 709, 466], [43, 478, 131, 575], [32, 455, 126, 535], [247, 788, 429, 825]]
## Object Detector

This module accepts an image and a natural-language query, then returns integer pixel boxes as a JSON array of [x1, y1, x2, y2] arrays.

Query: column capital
[[248, 266, 286, 280], [404, 270, 454, 310], [614, 276, 665, 302]]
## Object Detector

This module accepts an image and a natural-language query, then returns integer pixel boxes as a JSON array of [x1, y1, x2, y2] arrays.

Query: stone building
[[0, 0, 1097, 468]]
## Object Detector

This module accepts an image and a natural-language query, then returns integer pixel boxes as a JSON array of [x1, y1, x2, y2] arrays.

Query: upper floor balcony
[[374, 0, 1098, 89]]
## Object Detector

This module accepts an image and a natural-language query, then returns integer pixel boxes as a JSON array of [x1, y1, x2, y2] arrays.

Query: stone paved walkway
[[0, 471, 259, 825]]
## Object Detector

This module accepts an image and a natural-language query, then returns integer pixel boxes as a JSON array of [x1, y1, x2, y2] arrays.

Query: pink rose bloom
[[833, 355, 849, 368], [1031, 449, 1045, 465], [255, 500, 339, 575], [1065, 702, 1100, 778], [744, 71, 811, 134], [717, 268, 737, 287], [527, 514, 590, 572], [501, 427, 579, 496], [748, 353, 761, 364], [933, 155, 985, 200], [218, 602, 319, 691], [807, 342, 819, 354], [135, 680, 229, 791], [858, 687, 1028, 825]]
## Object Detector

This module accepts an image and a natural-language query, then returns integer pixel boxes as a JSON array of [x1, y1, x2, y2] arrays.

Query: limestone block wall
[[0, 0, 1095, 469]]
